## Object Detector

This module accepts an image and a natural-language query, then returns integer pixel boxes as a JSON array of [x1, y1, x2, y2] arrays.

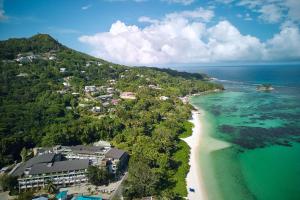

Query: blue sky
[[1, 0, 300, 66]]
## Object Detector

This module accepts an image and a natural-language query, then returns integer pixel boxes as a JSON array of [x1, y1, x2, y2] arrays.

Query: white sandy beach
[[182, 111, 207, 200]]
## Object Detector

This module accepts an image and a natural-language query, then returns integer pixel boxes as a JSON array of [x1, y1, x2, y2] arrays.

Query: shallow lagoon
[[190, 65, 300, 200]]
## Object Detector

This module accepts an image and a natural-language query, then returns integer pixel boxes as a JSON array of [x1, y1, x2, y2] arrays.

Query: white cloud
[[236, 13, 252, 21], [215, 0, 235, 4], [236, 13, 243, 18], [258, 4, 282, 23], [81, 4, 92, 10], [233, 0, 300, 24], [285, 0, 300, 22], [79, 7, 300, 65], [0, 9, 6, 21], [237, 0, 262, 9], [207, 21, 264, 61], [163, 0, 195, 5], [265, 26, 300, 60], [236, 0, 285, 23], [138, 16, 159, 24], [105, 0, 147, 2], [0, 0, 7, 21], [166, 7, 214, 22], [244, 13, 253, 21]]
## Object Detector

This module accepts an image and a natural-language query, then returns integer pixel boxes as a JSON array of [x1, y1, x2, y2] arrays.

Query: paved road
[[109, 172, 128, 200]]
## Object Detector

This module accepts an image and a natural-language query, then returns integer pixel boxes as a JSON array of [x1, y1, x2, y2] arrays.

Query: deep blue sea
[[173, 64, 300, 86]]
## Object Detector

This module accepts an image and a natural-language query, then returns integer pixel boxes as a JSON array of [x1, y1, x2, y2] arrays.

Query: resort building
[[61, 145, 110, 165], [34, 144, 111, 166], [93, 140, 111, 147], [10, 153, 89, 191], [11, 143, 127, 191], [104, 148, 129, 174]]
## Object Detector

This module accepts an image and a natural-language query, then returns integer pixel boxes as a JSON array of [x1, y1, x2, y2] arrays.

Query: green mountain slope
[[0, 34, 223, 199]]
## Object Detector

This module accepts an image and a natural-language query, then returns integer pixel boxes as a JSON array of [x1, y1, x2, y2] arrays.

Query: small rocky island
[[256, 84, 274, 91]]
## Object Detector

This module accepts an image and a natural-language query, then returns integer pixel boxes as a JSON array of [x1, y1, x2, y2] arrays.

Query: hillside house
[[48, 55, 56, 60], [108, 79, 116, 85], [60, 68, 66, 73], [149, 84, 161, 90], [84, 86, 97, 93], [91, 106, 101, 113], [120, 92, 136, 100], [111, 99, 120, 105], [159, 96, 169, 101], [96, 94, 113, 101], [16, 73, 29, 77], [106, 87, 114, 94], [63, 82, 70, 87], [16, 56, 31, 63]]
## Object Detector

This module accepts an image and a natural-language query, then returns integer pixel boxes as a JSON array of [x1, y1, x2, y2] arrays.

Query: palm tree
[[20, 148, 27, 162], [87, 186, 92, 194], [45, 180, 57, 194]]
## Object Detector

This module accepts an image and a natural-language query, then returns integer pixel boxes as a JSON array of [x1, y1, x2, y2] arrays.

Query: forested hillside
[[0, 34, 223, 199]]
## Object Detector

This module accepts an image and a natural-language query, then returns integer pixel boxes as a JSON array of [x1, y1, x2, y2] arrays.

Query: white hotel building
[[11, 153, 89, 191]]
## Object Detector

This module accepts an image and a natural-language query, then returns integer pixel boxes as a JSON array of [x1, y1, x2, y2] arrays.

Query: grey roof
[[105, 148, 126, 159], [29, 159, 89, 175], [11, 163, 26, 176], [11, 153, 57, 176], [69, 145, 105, 155], [96, 94, 113, 99], [27, 153, 56, 165]]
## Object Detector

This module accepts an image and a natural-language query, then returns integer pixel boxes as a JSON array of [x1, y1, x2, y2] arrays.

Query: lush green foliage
[[87, 166, 112, 186], [171, 141, 190, 197], [169, 121, 194, 197], [0, 34, 62, 60], [179, 121, 194, 138], [45, 180, 58, 194], [13, 191, 34, 200], [0, 174, 18, 192], [0, 34, 223, 199]]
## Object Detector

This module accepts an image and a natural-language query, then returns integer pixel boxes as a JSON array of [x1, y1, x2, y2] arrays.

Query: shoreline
[[182, 110, 207, 200]]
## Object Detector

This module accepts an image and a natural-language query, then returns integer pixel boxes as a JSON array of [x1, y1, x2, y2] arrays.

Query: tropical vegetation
[[0, 34, 223, 199]]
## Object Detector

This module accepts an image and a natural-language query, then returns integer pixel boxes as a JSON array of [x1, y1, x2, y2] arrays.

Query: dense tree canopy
[[0, 34, 223, 199], [87, 166, 112, 186]]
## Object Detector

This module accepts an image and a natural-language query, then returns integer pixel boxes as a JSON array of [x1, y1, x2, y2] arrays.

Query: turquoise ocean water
[[186, 65, 300, 200]]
